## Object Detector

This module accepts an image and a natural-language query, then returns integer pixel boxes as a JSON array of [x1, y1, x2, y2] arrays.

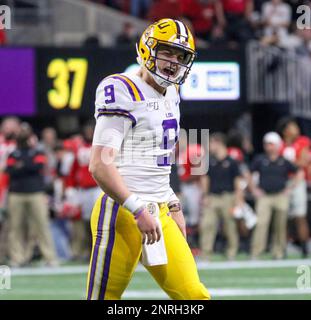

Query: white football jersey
[[93, 72, 180, 202]]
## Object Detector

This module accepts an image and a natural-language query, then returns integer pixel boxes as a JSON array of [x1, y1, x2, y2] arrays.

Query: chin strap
[[152, 72, 172, 88]]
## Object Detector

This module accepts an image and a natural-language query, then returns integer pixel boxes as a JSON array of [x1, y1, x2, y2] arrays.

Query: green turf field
[[1, 257, 311, 300]]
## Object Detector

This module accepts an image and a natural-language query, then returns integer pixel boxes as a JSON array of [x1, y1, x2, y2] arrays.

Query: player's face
[[156, 45, 190, 79]]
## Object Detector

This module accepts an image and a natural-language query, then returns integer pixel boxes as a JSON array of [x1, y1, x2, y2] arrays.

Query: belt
[[157, 202, 167, 209], [264, 191, 283, 195]]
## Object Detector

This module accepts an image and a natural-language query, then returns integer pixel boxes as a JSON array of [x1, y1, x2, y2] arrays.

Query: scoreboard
[[36, 48, 138, 115], [0, 47, 244, 116]]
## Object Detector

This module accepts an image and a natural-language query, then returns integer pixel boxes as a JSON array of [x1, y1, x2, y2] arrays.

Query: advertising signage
[[0, 47, 244, 116]]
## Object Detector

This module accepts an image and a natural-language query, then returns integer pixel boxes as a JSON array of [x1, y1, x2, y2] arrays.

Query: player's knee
[[188, 284, 211, 300], [103, 292, 122, 300], [176, 282, 211, 300]]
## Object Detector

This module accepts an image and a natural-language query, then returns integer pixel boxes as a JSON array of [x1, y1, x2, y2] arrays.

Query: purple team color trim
[[99, 201, 120, 300], [111, 76, 136, 101], [97, 108, 137, 127], [134, 207, 144, 220], [0, 48, 35, 115], [87, 194, 108, 300], [120, 74, 145, 101]]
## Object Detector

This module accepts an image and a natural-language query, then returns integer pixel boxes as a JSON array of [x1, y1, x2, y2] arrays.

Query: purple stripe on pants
[[98, 201, 120, 300], [87, 194, 108, 300]]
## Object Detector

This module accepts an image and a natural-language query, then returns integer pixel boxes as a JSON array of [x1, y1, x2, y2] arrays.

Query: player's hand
[[253, 187, 265, 199], [135, 208, 161, 245], [170, 210, 187, 239]]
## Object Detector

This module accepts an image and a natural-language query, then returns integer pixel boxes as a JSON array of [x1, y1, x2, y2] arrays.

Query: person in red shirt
[[74, 121, 101, 218], [222, 0, 252, 14], [180, 0, 226, 41], [277, 117, 310, 258], [0, 118, 20, 209], [0, 117, 20, 262], [306, 149, 311, 185], [6, 123, 58, 267], [221, 0, 254, 43], [146, 0, 183, 22], [68, 121, 101, 261], [178, 142, 206, 253], [0, 18, 7, 45], [0, 29, 6, 45]]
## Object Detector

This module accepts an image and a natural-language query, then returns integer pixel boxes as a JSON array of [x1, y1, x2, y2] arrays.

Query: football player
[[86, 18, 211, 300]]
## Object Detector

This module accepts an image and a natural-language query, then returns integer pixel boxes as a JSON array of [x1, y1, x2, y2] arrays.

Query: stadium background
[[0, 0, 311, 300]]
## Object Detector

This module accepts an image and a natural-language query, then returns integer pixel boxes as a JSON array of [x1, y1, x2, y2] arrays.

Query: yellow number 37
[[47, 58, 88, 110]]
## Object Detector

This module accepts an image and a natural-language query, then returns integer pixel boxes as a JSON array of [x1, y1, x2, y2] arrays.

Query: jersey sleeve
[[93, 76, 135, 151], [94, 76, 137, 127]]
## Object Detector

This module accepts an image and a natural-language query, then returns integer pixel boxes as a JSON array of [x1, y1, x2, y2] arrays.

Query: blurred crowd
[[172, 116, 311, 260], [1, 0, 311, 55], [0, 117, 100, 267], [0, 115, 310, 267], [89, 0, 311, 53]]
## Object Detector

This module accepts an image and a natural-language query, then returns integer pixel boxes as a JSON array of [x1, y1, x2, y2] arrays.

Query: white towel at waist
[[141, 203, 168, 266]]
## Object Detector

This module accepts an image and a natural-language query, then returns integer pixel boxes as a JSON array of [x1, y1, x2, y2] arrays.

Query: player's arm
[[89, 145, 130, 203], [167, 190, 187, 238], [90, 126, 161, 245]]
